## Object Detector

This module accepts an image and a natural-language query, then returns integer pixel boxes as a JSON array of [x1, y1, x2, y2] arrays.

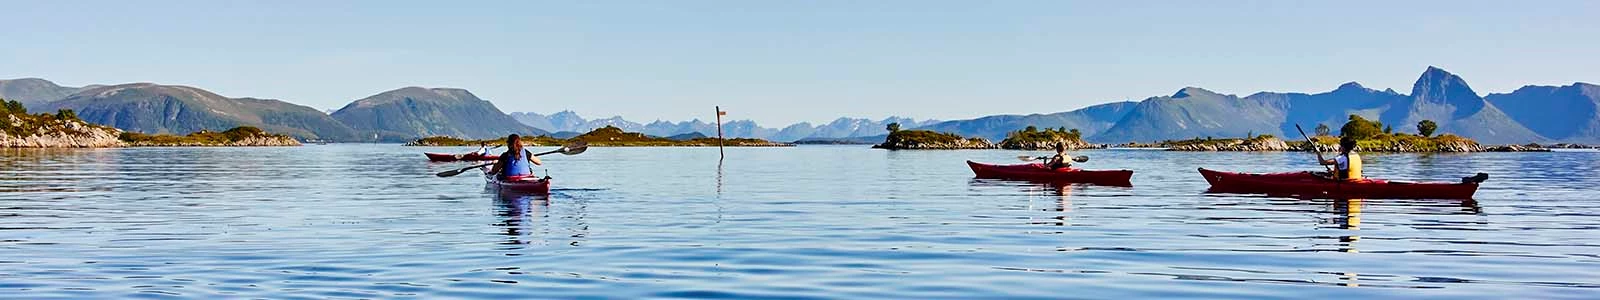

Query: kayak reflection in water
[[488, 134, 543, 180], [1317, 136, 1364, 180]]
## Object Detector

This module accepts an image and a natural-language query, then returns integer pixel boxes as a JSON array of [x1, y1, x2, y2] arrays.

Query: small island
[[872, 123, 992, 150], [3, 98, 301, 148], [120, 126, 302, 147], [406, 126, 792, 147], [995, 126, 1100, 150]]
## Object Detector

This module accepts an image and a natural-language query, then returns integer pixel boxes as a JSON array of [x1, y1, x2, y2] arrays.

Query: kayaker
[[488, 134, 542, 180], [1045, 143, 1072, 169], [1319, 136, 1363, 180], [473, 142, 491, 156]]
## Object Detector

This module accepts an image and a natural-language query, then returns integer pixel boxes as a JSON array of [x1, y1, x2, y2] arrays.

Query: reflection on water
[[1, 146, 1598, 298]]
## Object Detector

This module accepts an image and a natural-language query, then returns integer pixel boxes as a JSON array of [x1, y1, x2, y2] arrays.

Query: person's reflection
[[1331, 198, 1363, 287], [1330, 199, 1363, 253], [1031, 183, 1072, 226], [493, 192, 550, 249]]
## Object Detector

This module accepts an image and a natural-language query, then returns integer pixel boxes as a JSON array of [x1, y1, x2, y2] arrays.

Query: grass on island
[[119, 126, 298, 146], [1287, 133, 1477, 152], [997, 126, 1086, 149], [881, 129, 987, 146], [407, 126, 790, 147]]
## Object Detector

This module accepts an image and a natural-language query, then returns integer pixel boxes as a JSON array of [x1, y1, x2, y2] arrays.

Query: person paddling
[[1045, 143, 1073, 169], [488, 134, 543, 180], [474, 142, 491, 157], [1319, 136, 1363, 180]]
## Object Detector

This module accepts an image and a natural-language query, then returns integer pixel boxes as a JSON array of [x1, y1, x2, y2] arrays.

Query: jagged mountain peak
[[1411, 66, 1479, 103], [1172, 87, 1224, 99]]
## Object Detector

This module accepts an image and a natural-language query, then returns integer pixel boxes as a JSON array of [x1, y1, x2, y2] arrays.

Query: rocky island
[[1, 100, 122, 147], [119, 126, 302, 147], [407, 126, 791, 147], [872, 123, 992, 150], [3, 98, 301, 148], [995, 126, 1100, 150]]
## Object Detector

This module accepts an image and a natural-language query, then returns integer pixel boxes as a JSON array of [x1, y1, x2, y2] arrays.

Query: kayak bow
[[483, 168, 551, 194]]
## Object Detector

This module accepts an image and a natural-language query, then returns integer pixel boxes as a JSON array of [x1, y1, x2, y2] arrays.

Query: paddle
[[1295, 124, 1336, 174], [435, 141, 589, 177], [1017, 155, 1089, 163]]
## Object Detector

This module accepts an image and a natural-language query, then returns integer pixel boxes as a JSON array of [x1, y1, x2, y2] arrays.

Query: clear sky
[[3, 1, 1597, 125]]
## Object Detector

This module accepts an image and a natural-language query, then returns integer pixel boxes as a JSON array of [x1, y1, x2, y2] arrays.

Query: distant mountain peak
[[1411, 66, 1479, 104], [1172, 87, 1220, 98], [1335, 82, 1368, 92]]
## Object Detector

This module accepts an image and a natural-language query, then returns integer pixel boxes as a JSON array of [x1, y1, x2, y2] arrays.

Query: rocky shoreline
[[1127, 136, 1564, 152]]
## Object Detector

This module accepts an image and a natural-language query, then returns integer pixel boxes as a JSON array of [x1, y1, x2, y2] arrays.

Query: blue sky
[[3, 1, 1597, 125]]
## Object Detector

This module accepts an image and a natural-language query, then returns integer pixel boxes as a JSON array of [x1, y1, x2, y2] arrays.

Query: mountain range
[[3, 66, 1594, 144], [923, 67, 1594, 144], [508, 111, 935, 142]]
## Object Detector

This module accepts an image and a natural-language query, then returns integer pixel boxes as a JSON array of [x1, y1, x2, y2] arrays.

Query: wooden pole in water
[[716, 106, 725, 160]]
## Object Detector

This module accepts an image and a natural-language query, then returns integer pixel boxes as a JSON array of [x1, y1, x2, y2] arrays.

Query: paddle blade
[[561, 141, 590, 155], [1073, 156, 1089, 163], [435, 168, 468, 177], [1017, 155, 1039, 161]]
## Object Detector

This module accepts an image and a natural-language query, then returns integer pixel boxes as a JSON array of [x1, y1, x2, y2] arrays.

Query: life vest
[[501, 149, 534, 179], [1338, 152, 1364, 180]]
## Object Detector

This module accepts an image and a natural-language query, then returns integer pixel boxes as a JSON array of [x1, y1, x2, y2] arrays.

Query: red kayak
[[483, 168, 550, 194], [425, 152, 499, 162], [966, 161, 1134, 186], [1198, 168, 1485, 199]]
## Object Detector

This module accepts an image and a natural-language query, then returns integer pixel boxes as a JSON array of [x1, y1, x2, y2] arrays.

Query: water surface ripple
[[2, 146, 1598, 298]]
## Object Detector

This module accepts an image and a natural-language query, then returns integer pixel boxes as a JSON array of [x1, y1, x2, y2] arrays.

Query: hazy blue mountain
[[914, 101, 1137, 141], [665, 132, 708, 141], [640, 119, 716, 137], [1264, 82, 1405, 136], [809, 117, 933, 139], [771, 122, 819, 142], [1382, 67, 1542, 144], [507, 112, 557, 132], [1092, 87, 1290, 143], [794, 134, 888, 144], [510, 111, 931, 142], [719, 120, 780, 140], [511, 111, 657, 134], [330, 87, 543, 141], [1, 78, 83, 106], [1487, 83, 1600, 143], [1085, 67, 1549, 144], [37, 83, 358, 140]]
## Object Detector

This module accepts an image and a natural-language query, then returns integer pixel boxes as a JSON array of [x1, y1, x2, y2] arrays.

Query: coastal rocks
[[121, 135, 302, 147], [1169, 137, 1290, 151], [1483, 144, 1552, 152], [997, 138, 1101, 150], [1, 114, 124, 148]]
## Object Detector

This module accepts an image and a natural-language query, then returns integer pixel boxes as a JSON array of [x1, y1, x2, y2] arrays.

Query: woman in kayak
[[1319, 136, 1363, 180], [1046, 143, 1073, 169], [488, 134, 542, 180]]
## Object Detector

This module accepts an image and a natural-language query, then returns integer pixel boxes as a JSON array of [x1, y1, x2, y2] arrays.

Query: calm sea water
[[2, 145, 1598, 299]]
